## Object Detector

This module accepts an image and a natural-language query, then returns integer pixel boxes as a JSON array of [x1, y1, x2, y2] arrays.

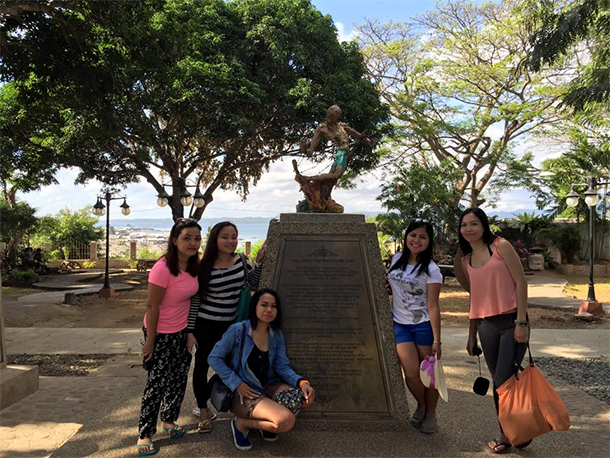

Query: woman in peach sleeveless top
[[453, 208, 530, 454]]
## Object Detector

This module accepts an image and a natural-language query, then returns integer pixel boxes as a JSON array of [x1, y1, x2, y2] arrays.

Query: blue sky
[[17, 0, 549, 221]]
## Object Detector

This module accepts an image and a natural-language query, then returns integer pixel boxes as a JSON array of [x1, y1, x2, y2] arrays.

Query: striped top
[[187, 256, 261, 330]]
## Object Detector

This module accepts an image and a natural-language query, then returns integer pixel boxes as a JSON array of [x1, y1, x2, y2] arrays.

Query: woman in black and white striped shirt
[[186, 221, 265, 433]]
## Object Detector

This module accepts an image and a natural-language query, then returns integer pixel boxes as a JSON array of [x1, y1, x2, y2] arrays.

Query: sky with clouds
[[17, 0, 559, 221]]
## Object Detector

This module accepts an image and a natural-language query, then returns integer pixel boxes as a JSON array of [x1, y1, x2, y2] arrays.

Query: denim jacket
[[208, 320, 303, 394]]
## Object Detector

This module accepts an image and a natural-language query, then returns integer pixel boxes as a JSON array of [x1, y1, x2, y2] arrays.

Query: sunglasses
[[411, 218, 430, 224], [175, 217, 199, 225]]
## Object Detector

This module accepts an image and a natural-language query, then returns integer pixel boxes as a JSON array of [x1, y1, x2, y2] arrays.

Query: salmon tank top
[[464, 238, 517, 319]]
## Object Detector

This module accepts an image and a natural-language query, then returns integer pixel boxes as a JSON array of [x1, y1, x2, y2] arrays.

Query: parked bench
[[438, 264, 455, 281], [136, 259, 157, 272]]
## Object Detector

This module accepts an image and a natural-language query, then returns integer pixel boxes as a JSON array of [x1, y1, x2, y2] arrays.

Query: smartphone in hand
[[142, 357, 153, 371]]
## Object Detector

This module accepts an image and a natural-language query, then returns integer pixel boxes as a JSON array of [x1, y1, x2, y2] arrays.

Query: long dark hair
[[198, 221, 238, 296], [248, 288, 282, 330], [389, 220, 434, 277], [457, 208, 497, 255], [164, 218, 201, 277]]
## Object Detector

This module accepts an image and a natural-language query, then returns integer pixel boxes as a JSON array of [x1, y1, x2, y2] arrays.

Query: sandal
[[197, 418, 213, 434], [161, 424, 186, 439], [192, 406, 218, 421], [135, 439, 158, 456], [486, 439, 512, 454]]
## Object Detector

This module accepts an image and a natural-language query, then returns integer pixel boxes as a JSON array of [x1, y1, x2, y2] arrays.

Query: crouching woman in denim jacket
[[208, 288, 315, 451]]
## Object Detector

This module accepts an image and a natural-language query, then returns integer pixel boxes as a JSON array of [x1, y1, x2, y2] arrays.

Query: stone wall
[[556, 264, 610, 277]]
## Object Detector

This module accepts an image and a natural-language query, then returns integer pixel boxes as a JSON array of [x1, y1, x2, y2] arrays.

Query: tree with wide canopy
[[1, 0, 388, 219]]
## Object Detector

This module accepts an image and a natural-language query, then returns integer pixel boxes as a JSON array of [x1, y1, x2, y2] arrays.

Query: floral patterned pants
[[138, 328, 192, 439]]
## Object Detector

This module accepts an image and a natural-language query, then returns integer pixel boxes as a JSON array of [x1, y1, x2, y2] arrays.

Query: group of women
[[136, 219, 314, 456], [135, 206, 530, 456], [387, 208, 530, 453]]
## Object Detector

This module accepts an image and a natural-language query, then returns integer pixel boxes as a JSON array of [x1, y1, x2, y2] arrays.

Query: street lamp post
[[156, 178, 206, 212], [92, 190, 130, 298], [566, 176, 608, 316]]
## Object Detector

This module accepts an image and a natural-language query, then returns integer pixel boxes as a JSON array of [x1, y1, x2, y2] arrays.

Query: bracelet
[[516, 321, 530, 327], [298, 379, 310, 388], [433, 341, 442, 345]]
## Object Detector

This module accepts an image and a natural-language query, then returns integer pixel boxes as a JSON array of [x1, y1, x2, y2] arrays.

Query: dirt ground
[[2, 272, 149, 328], [440, 277, 609, 329], [2, 271, 609, 329]]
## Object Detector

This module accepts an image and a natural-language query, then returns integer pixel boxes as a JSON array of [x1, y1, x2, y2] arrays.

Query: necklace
[[470, 243, 488, 254]]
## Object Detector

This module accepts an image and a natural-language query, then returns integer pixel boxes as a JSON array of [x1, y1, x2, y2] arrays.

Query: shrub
[[7, 269, 38, 282], [538, 224, 581, 264]]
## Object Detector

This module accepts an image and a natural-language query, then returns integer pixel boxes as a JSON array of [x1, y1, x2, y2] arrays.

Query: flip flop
[[197, 418, 213, 434], [192, 406, 218, 421], [486, 439, 512, 454], [161, 424, 186, 439], [135, 439, 158, 456]]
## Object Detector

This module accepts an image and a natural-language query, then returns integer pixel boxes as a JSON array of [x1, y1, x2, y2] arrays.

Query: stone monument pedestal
[[0, 365, 39, 409], [260, 214, 409, 427]]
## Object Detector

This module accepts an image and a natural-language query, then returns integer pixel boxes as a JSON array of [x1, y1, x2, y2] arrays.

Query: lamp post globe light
[[565, 176, 607, 316], [156, 180, 206, 210], [92, 190, 130, 298]]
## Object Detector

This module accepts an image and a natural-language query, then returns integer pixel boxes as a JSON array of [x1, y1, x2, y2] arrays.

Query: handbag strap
[[513, 341, 534, 380], [237, 322, 246, 364], [238, 253, 251, 288]]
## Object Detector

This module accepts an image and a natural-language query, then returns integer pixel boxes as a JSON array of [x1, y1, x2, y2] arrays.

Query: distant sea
[[106, 210, 538, 242], [111, 217, 273, 241]]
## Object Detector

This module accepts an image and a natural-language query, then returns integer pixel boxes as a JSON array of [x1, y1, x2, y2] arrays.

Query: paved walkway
[[32, 270, 125, 291], [2, 326, 609, 458], [526, 274, 610, 313], [13, 271, 133, 308], [1, 272, 608, 457]]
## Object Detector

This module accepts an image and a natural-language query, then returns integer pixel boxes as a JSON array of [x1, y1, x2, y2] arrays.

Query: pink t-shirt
[[143, 257, 199, 334]]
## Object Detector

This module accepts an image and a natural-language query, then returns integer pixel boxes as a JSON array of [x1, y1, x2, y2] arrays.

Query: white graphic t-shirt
[[388, 254, 443, 325]]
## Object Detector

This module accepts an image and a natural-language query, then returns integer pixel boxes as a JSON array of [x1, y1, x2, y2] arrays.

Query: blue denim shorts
[[393, 320, 433, 346]]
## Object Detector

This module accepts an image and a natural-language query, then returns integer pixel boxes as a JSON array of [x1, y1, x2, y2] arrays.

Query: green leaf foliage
[[32, 206, 104, 250], [1, 0, 388, 218], [535, 130, 610, 217], [0, 198, 38, 260], [528, 0, 610, 111], [376, 159, 465, 254], [357, 0, 567, 208]]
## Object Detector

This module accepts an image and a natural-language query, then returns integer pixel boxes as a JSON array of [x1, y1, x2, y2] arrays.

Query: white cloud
[[17, 157, 386, 221], [335, 21, 357, 42]]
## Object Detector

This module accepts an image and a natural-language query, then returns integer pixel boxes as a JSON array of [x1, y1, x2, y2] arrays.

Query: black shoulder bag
[[210, 322, 246, 412]]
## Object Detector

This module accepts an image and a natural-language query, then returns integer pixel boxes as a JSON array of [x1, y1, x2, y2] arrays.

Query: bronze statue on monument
[[292, 105, 377, 213]]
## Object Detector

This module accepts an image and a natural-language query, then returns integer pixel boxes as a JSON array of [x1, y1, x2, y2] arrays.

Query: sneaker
[[231, 418, 252, 451], [260, 430, 278, 442], [419, 417, 437, 434]]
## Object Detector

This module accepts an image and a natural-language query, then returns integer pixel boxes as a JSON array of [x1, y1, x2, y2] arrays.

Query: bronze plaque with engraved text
[[273, 235, 389, 414]]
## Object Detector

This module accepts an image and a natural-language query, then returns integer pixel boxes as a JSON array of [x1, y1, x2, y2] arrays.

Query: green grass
[[1, 287, 39, 295], [563, 275, 610, 303]]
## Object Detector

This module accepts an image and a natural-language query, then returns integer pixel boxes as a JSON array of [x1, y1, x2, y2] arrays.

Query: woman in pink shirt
[[136, 218, 202, 456], [454, 208, 530, 454]]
